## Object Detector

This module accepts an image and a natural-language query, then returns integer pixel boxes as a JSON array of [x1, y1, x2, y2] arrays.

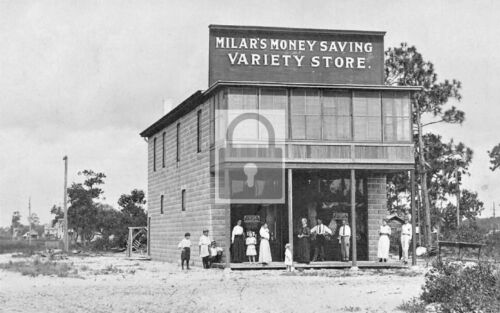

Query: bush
[[441, 222, 485, 243], [483, 232, 500, 260], [0, 259, 77, 277], [0, 239, 46, 254], [420, 260, 500, 313], [397, 298, 426, 313]]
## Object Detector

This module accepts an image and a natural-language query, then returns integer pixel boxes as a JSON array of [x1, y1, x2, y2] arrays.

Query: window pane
[[306, 115, 321, 139], [323, 116, 351, 140], [323, 90, 350, 115], [323, 90, 351, 140], [354, 117, 381, 141], [383, 91, 411, 142], [261, 88, 287, 111], [353, 91, 381, 141], [227, 87, 258, 110], [305, 89, 320, 115], [291, 115, 305, 139], [384, 117, 411, 141], [291, 89, 306, 115]]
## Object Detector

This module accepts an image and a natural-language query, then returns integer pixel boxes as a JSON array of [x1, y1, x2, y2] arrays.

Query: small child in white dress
[[284, 243, 293, 272], [245, 231, 257, 263]]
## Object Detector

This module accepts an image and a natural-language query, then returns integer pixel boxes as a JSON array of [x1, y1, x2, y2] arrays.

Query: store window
[[322, 90, 351, 140], [290, 89, 321, 139], [227, 87, 258, 110], [260, 88, 287, 139], [383, 91, 411, 142], [353, 91, 382, 141]]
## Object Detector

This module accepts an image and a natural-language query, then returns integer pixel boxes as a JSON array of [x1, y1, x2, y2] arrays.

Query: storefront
[[141, 25, 418, 268]]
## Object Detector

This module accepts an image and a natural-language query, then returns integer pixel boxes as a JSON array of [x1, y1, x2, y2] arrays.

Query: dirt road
[[0, 254, 425, 313]]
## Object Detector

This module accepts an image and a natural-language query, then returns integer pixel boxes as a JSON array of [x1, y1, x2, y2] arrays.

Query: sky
[[1, 0, 499, 227]]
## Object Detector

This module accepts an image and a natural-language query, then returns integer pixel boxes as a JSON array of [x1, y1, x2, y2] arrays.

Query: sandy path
[[0, 254, 425, 313]]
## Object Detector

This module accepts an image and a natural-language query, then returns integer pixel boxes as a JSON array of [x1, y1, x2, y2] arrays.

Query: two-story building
[[140, 25, 418, 268]]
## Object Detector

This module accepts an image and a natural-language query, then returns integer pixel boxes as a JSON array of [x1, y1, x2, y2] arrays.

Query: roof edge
[[209, 24, 386, 36], [203, 80, 422, 97], [140, 90, 203, 138]]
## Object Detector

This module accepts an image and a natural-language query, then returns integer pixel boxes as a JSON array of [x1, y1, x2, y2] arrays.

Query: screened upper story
[[209, 86, 412, 145]]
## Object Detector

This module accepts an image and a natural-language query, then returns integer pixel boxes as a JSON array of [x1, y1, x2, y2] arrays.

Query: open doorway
[[292, 169, 368, 261]]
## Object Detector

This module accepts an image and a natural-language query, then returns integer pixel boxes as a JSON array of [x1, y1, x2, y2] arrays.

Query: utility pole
[[28, 197, 32, 246], [493, 202, 496, 234], [63, 156, 69, 253], [455, 166, 460, 227]]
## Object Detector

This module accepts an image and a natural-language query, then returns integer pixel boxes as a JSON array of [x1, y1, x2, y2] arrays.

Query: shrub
[[397, 298, 426, 313], [0, 239, 46, 254], [0, 259, 77, 277], [420, 260, 500, 313]]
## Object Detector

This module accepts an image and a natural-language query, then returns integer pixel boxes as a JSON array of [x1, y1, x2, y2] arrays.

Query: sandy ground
[[0, 253, 426, 313]]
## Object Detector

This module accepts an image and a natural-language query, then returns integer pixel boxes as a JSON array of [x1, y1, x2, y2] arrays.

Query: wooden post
[[350, 169, 357, 267], [288, 169, 293, 263], [411, 170, 417, 266], [147, 217, 151, 256], [223, 170, 231, 269], [127, 227, 132, 258], [63, 156, 69, 253]]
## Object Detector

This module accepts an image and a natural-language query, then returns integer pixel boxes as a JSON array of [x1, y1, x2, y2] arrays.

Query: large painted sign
[[208, 25, 385, 86]]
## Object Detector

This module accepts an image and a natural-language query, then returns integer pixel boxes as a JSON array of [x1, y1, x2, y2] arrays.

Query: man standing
[[310, 218, 332, 261], [338, 219, 351, 262], [401, 217, 412, 265]]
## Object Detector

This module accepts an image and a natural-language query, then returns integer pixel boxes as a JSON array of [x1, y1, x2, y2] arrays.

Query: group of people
[[296, 217, 352, 263], [177, 216, 413, 269], [231, 219, 273, 264], [177, 229, 223, 270], [377, 217, 413, 264]]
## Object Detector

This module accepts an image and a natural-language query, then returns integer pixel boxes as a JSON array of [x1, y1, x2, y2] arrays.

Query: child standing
[[178, 232, 191, 270], [284, 243, 293, 272], [245, 231, 257, 263], [199, 229, 212, 269]]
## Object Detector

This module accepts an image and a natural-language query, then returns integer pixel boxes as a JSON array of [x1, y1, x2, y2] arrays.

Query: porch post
[[351, 169, 357, 267], [224, 169, 231, 269], [225, 204, 231, 268], [288, 169, 294, 261], [410, 170, 417, 266]]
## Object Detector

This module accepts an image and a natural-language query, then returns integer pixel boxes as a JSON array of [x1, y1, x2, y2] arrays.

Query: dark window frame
[[197, 109, 202, 153], [153, 137, 157, 172], [176, 123, 180, 162], [181, 189, 186, 211], [162, 132, 165, 168]]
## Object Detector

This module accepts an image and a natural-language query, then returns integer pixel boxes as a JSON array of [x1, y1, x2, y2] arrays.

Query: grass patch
[[0, 258, 79, 277], [396, 298, 426, 313], [341, 306, 362, 312], [0, 239, 46, 255]]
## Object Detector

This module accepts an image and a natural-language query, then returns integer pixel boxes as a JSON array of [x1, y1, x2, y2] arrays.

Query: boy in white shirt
[[199, 229, 212, 269], [178, 232, 191, 270], [401, 217, 412, 265], [338, 219, 351, 262]]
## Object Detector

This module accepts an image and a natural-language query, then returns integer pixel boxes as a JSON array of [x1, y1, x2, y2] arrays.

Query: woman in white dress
[[259, 223, 272, 264], [377, 219, 391, 262]]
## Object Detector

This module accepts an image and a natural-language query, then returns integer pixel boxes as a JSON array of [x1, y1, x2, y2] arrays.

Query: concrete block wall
[[147, 99, 212, 265], [367, 174, 387, 261]]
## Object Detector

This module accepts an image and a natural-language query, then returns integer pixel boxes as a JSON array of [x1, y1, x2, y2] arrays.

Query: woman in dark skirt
[[231, 220, 246, 263], [297, 218, 311, 263]]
